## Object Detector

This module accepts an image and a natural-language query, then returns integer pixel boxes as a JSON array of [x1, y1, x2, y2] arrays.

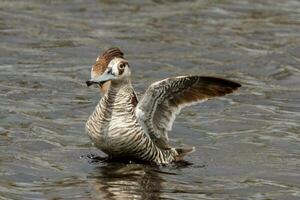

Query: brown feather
[[171, 76, 241, 106], [131, 92, 138, 107], [93, 47, 124, 75], [99, 82, 110, 93]]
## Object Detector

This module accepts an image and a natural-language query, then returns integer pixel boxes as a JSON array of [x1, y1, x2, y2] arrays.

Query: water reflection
[[89, 162, 163, 200]]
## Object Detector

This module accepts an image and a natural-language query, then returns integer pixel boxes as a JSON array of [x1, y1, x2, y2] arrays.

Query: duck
[[85, 47, 241, 164]]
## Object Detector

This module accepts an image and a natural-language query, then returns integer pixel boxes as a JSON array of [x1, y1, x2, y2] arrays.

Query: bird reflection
[[88, 160, 164, 200]]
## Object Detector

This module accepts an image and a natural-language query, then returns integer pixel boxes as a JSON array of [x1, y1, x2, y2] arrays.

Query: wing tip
[[202, 76, 241, 88], [197, 76, 241, 96], [230, 80, 242, 90]]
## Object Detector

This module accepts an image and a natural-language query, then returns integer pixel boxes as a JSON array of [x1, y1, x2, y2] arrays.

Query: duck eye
[[119, 63, 126, 69]]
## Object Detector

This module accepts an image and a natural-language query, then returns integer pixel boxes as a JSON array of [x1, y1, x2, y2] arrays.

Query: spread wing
[[135, 76, 241, 149]]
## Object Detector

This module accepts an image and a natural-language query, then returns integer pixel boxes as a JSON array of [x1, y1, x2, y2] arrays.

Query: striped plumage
[[85, 48, 241, 164], [86, 82, 177, 164]]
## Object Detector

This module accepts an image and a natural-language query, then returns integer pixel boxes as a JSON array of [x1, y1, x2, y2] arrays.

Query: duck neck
[[106, 79, 133, 102], [98, 79, 138, 114]]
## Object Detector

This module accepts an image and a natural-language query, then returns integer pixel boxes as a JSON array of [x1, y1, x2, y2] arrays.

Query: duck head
[[87, 47, 124, 92], [86, 57, 131, 88]]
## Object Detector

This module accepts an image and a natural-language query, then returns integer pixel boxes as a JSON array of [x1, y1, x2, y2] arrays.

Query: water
[[1, 0, 300, 199]]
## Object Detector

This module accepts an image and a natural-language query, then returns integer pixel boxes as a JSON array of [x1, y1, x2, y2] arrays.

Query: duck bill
[[86, 72, 115, 87]]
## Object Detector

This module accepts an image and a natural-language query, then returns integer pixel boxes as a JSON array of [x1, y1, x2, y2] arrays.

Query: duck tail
[[174, 146, 195, 161]]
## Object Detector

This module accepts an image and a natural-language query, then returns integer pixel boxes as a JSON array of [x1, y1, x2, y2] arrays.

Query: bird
[[85, 47, 241, 165]]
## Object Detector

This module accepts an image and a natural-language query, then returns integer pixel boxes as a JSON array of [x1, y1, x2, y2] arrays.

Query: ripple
[[1, 0, 300, 199]]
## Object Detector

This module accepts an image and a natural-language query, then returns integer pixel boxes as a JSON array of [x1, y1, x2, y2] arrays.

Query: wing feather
[[136, 76, 241, 149]]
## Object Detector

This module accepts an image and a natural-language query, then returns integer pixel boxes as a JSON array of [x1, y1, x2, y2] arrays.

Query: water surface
[[0, 0, 300, 199]]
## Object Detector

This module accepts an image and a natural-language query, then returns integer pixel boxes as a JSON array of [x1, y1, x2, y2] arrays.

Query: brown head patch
[[92, 47, 124, 76]]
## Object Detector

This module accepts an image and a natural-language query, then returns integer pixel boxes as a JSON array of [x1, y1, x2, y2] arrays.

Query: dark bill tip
[[86, 81, 93, 87], [86, 80, 105, 87]]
